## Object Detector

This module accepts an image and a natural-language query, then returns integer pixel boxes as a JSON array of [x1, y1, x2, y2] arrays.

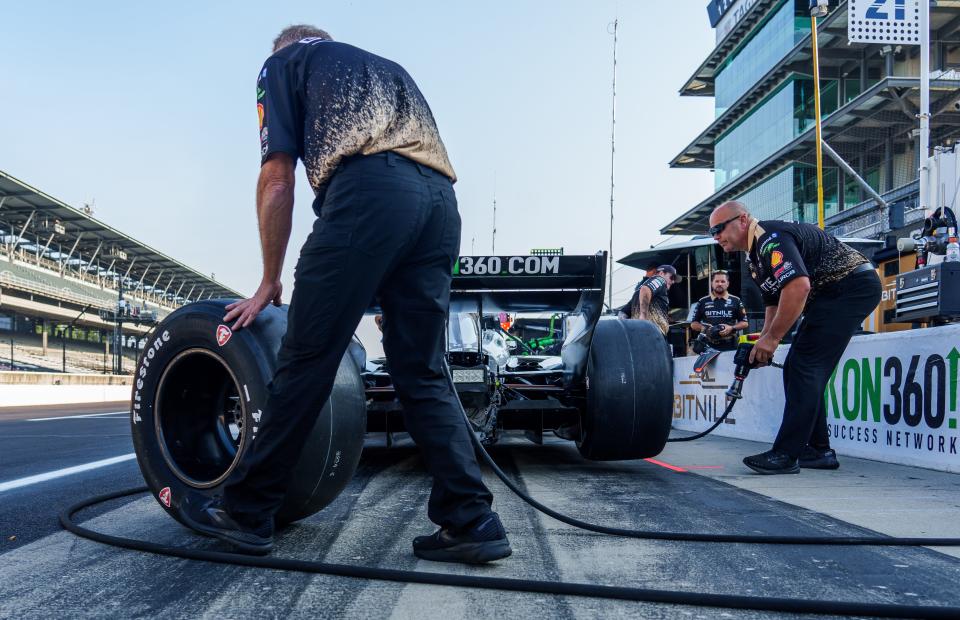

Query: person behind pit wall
[[690, 270, 748, 352], [180, 25, 509, 564], [624, 264, 679, 336], [709, 201, 880, 474], [616, 265, 657, 318]]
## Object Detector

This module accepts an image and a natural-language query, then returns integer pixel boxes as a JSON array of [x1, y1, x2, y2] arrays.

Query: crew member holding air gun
[[708, 201, 881, 474], [690, 270, 748, 352]]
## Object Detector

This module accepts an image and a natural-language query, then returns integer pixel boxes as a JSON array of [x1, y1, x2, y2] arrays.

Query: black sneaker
[[799, 446, 840, 470], [180, 495, 274, 556], [413, 512, 512, 564], [743, 450, 800, 475]]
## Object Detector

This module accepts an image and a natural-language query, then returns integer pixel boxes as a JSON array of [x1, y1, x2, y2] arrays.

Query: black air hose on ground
[[56, 362, 960, 619]]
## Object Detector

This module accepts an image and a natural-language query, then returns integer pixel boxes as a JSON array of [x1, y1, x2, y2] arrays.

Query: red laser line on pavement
[[643, 458, 687, 473]]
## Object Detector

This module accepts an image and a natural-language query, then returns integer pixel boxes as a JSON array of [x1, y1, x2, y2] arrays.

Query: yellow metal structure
[[811, 15, 825, 229]]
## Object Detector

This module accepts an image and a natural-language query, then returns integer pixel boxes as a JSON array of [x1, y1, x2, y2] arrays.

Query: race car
[[364, 253, 673, 460], [129, 253, 673, 527]]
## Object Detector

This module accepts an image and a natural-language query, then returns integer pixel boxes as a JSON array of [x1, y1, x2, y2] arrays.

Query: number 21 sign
[[848, 0, 921, 44]]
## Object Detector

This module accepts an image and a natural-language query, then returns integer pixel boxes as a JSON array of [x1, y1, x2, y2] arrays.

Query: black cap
[[657, 264, 681, 283]]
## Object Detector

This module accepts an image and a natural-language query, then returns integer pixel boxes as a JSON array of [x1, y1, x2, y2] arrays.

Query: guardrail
[[828, 206, 927, 239], [0, 371, 132, 385], [0, 270, 113, 310], [0, 249, 184, 313]]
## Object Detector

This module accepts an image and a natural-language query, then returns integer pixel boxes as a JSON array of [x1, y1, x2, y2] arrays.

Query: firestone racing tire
[[577, 319, 673, 461], [130, 299, 366, 526]]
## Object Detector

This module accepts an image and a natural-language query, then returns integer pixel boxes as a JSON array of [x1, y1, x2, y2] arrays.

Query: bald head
[[709, 201, 753, 253], [714, 201, 749, 220]]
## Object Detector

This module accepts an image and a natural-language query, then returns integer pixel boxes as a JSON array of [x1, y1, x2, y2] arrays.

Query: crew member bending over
[[181, 25, 508, 564], [626, 264, 678, 336], [709, 201, 880, 474]]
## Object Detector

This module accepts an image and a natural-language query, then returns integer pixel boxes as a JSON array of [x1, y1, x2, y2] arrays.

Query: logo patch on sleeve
[[158, 487, 172, 508], [216, 324, 233, 347], [257, 103, 264, 130], [761, 241, 780, 256], [771, 251, 784, 267]]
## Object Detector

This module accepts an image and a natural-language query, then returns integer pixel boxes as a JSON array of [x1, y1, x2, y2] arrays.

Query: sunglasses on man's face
[[708, 215, 741, 236]]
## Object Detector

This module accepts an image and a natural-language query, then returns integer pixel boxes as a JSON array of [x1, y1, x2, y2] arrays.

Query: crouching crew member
[[182, 25, 509, 564], [709, 201, 880, 474], [691, 270, 748, 351]]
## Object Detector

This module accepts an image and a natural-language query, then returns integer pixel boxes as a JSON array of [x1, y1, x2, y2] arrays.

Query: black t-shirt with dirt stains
[[256, 38, 456, 214], [747, 220, 869, 307], [626, 275, 670, 334]]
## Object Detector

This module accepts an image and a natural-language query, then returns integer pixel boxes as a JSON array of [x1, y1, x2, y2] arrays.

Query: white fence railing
[[0, 270, 113, 311]]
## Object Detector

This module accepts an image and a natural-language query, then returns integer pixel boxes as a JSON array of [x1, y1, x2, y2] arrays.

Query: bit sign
[[848, 0, 921, 44]]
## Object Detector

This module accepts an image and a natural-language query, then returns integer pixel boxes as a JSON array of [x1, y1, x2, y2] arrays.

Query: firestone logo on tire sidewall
[[216, 325, 232, 347], [158, 487, 171, 508]]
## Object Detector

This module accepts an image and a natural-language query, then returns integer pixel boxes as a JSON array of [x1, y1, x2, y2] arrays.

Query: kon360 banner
[[672, 325, 960, 474]]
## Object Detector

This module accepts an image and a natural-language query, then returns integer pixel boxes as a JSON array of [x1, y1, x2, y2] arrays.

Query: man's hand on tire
[[223, 280, 283, 330]]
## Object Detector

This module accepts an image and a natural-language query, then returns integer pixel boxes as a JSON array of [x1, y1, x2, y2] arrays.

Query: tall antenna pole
[[492, 171, 497, 254], [607, 18, 618, 309]]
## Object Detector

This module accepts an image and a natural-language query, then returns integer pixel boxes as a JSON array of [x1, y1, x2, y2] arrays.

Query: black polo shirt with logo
[[693, 294, 746, 346], [746, 220, 869, 307]]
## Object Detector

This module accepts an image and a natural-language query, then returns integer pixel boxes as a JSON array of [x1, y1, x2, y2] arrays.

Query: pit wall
[[0, 371, 132, 407], [672, 325, 960, 474]]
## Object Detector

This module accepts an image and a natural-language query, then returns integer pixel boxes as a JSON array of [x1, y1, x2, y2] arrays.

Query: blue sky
[[2, 1, 716, 307]]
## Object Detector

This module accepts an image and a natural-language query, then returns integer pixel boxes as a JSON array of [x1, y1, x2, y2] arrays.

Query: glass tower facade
[[710, 0, 870, 222], [714, 82, 795, 189], [714, 77, 841, 190], [714, 0, 810, 116], [669, 0, 960, 238]]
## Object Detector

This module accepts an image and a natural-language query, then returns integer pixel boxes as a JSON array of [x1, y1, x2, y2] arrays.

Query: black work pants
[[225, 152, 494, 530], [773, 269, 882, 458]]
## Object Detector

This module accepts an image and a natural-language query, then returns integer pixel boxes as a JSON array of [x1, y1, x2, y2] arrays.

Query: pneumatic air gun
[[725, 334, 784, 399]]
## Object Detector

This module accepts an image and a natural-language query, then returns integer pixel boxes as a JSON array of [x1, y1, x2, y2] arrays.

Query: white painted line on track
[[0, 453, 136, 494], [26, 411, 128, 422]]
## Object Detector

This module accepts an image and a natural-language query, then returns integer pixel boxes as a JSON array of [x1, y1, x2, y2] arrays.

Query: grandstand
[[0, 170, 241, 373]]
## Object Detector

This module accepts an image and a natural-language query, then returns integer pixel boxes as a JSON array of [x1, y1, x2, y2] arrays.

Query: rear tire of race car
[[130, 300, 366, 528], [577, 319, 673, 461]]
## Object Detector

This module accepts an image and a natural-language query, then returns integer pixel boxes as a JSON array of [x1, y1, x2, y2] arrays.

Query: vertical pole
[[608, 18, 618, 309], [492, 173, 497, 255], [919, 0, 931, 214], [115, 280, 124, 374], [811, 15, 826, 229]]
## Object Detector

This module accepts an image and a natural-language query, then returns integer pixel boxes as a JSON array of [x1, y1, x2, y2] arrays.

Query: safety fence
[[673, 325, 960, 474]]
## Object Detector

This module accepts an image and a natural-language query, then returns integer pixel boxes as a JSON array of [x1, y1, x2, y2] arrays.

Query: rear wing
[[450, 253, 607, 314], [451, 253, 607, 387]]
